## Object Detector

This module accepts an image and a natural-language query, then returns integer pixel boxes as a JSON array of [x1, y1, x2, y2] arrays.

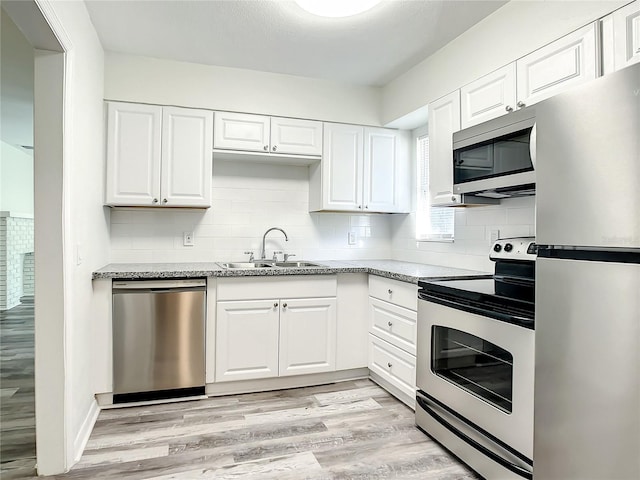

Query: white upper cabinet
[[363, 127, 410, 213], [106, 102, 212, 208], [461, 64, 517, 129], [161, 107, 213, 207], [315, 122, 364, 211], [602, 1, 640, 75], [516, 24, 598, 108], [213, 112, 270, 152], [106, 102, 162, 206], [214, 112, 322, 157], [310, 123, 409, 213], [271, 117, 323, 156], [428, 90, 461, 207]]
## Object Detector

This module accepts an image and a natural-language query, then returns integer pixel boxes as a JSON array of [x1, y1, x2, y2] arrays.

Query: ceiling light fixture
[[294, 0, 382, 18]]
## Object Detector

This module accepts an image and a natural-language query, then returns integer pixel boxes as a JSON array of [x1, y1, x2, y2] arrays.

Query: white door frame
[[2, 0, 70, 474]]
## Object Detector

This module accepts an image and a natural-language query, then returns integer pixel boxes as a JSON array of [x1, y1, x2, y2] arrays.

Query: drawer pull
[[387, 321, 393, 327], [274, 302, 278, 308], [388, 289, 393, 294], [387, 362, 392, 368]]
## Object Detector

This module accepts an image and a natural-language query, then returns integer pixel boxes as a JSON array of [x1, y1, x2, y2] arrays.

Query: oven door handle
[[421, 295, 534, 328], [416, 395, 533, 480]]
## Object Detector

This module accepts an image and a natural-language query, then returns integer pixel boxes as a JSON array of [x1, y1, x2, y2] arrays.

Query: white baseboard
[[73, 399, 100, 463], [369, 371, 416, 410]]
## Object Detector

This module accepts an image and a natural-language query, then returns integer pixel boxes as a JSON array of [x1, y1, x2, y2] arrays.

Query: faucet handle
[[272, 251, 283, 261], [283, 253, 296, 262], [244, 251, 255, 261]]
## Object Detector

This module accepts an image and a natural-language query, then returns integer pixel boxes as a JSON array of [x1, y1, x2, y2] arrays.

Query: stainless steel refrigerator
[[534, 63, 640, 479]]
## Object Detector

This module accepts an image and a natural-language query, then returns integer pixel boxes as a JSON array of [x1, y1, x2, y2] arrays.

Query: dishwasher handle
[[112, 279, 206, 290]]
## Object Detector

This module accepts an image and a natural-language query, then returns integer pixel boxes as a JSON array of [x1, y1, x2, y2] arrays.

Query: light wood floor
[[1, 303, 477, 480], [1, 303, 36, 479]]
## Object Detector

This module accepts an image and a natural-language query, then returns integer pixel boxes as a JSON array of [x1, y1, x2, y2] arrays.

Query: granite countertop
[[93, 260, 489, 284]]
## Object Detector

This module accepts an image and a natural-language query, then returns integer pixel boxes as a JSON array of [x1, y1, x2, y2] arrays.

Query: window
[[416, 134, 454, 241]]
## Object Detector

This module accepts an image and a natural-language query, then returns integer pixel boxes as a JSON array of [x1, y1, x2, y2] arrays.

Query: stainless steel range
[[415, 237, 535, 480]]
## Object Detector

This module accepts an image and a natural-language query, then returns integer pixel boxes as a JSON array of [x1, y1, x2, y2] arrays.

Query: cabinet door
[[322, 123, 364, 211], [460, 64, 517, 129], [428, 91, 461, 206], [105, 102, 162, 206], [213, 112, 270, 152], [602, 1, 640, 75], [363, 127, 410, 213], [161, 107, 213, 208], [270, 117, 323, 156], [279, 297, 336, 376], [516, 24, 597, 108], [215, 300, 280, 382]]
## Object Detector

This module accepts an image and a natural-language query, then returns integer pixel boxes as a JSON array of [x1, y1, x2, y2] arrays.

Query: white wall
[[105, 52, 382, 126], [33, 0, 110, 470], [0, 142, 34, 215], [382, 0, 629, 124], [111, 161, 391, 262]]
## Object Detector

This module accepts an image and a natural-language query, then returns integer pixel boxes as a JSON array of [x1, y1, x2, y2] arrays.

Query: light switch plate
[[490, 229, 500, 242], [348, 231, 356, 245], [183, 232, 195, 246]]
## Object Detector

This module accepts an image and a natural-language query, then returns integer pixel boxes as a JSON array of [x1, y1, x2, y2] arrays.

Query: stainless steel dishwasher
[[112, 279, 206, 403]]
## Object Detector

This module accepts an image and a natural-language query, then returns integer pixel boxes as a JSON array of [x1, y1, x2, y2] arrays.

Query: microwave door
[[455, 144, 494, 183]]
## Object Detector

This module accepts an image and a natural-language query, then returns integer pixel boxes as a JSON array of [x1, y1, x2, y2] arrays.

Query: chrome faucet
[[261, 227, 288, 260]]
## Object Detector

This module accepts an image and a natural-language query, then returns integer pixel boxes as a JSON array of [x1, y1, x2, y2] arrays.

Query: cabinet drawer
[[369, 275, 417, 311], [369, 297, 417, 356], [368, 334, 416, 401]]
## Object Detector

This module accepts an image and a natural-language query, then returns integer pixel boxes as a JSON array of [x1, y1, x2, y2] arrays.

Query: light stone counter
[[93, 259, 489, 284]]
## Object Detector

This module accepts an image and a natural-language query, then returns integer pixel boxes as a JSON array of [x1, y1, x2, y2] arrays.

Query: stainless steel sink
[[274, 261, 323, 268], [218, 262, 274, 269]]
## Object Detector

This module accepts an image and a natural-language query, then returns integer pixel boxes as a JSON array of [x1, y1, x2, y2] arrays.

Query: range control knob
[[493, 244, 502, 252], [504, 243, 513, 252]]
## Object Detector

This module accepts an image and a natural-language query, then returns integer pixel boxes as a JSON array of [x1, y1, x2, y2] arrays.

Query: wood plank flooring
[[1, 302, 478, 479], [1, 303, 36, 479]]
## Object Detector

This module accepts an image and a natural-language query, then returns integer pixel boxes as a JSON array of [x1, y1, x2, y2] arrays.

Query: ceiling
[[85, 0, 508, 87]]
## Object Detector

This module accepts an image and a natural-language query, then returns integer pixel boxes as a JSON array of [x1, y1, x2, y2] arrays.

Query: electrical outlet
[[490, 229, 500, 242], [348, 231, 356, 245], [75, 244, 83, 266], [183, 231, 195, 246]]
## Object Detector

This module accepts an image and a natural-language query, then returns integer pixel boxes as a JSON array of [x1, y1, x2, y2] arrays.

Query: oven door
[[417, 298, 534, 460]]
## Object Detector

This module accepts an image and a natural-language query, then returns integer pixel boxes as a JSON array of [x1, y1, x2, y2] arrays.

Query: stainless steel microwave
[[452, 107, 536, 198]]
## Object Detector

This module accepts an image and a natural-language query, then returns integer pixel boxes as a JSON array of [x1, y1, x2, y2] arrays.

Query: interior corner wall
[[104, 52, 382, 126], [381, 0, 629, 124], [36, 0, 110, 471]]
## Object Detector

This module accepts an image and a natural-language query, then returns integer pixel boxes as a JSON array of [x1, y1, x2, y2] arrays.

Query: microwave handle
[[529, 123, 537, 169]]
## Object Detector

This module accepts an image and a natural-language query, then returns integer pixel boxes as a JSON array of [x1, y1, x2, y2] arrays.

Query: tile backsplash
[[390, 196, 536, 272], [109, 161, 393, 263]]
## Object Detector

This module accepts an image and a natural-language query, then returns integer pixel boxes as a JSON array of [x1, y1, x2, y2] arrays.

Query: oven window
[[431, 326, 513, 413]]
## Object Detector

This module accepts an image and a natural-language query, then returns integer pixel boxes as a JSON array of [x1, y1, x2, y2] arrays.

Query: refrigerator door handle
[[416, 395, 533, 480]]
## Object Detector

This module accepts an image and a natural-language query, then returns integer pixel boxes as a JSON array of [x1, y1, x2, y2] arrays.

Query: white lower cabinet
[[215, 299, 280, 382], [215, 276, 338, 383], [279, 297, 336, 376], [368, 334, 416, 402], [368, 276, 418, 408]]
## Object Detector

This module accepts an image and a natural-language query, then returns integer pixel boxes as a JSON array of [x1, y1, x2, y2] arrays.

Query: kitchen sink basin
[[218, 262, 274, 269], [274, 261, 323, 268]]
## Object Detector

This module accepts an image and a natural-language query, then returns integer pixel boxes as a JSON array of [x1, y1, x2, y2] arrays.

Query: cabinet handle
[[388, 289, 393, 295], [358, 205, 362, 209], [162, 198, 168, 204], [365, 205, 369, 209], [517, 101, 526, 108], [274, 302, 278, 308], [387, 321, 393, 327], [272, 145, 277, 152], [282, 303, 288, 309], [387, 362, 393, 368], [505, 105, 513, 112], [451, 196, 457, 202], [264, 145, 269, 151], [152, 198, 158, 204]]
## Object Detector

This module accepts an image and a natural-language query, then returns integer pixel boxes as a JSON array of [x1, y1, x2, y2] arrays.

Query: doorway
[[0, 7, 36, 477]]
